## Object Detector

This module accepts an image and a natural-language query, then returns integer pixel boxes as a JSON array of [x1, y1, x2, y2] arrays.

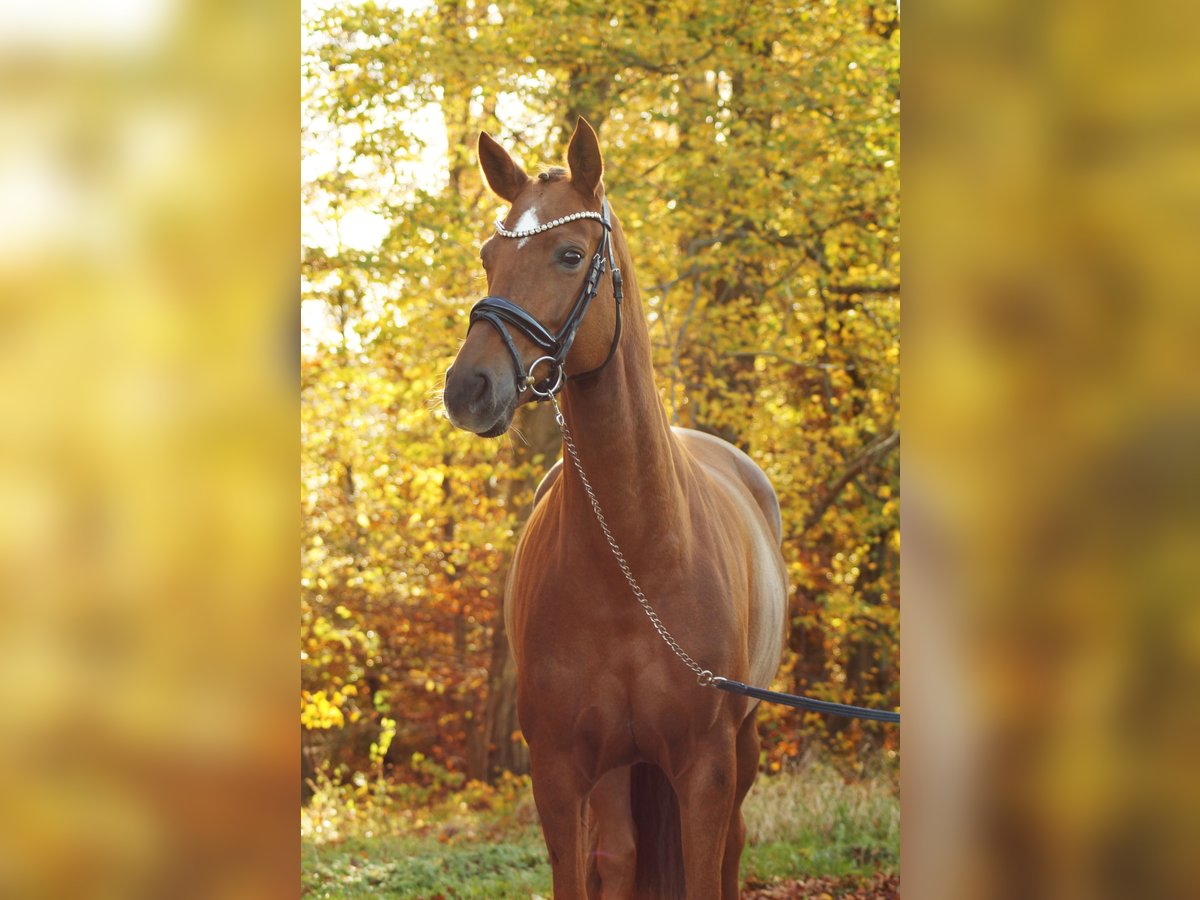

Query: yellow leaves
[[411, 468, 445, 490], [301, 689, 348, 730], [301, 0, 899, 779], [369, 717, 396, 766]]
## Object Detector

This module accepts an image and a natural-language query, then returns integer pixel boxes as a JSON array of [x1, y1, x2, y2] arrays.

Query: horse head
[[444, 117, 621, 436]]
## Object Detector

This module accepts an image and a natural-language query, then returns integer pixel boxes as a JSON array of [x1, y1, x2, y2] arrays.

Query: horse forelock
[[503, 169, 595, 226]]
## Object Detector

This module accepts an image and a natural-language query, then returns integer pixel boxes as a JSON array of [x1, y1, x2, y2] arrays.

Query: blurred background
[[905, 0, 1200, 897], [2, 0, 1197, 896], [0, 0, 296, 897]]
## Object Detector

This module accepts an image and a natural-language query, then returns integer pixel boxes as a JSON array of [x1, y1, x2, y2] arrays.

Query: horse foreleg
[[530, 753, 590, 899], [672, 737, 737, 900], [721, 715, 761, 898], [587, 766, 635, 899]]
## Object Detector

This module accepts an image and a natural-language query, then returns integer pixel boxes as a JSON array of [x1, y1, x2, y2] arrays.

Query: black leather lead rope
[[713, 677, 900, 723]]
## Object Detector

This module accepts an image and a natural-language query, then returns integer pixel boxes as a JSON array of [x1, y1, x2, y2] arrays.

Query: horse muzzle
[[443, 363, 516, 436]]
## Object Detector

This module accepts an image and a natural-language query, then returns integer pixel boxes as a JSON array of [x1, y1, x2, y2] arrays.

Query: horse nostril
[[444, 365, 499, 425], [472, 371, 492, 405]]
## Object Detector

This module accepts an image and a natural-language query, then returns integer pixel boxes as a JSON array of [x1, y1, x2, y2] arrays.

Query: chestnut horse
[[444, 118, 787, 899]]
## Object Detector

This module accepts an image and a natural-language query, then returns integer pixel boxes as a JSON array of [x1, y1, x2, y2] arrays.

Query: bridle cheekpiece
[[468, 198, 623, 399]]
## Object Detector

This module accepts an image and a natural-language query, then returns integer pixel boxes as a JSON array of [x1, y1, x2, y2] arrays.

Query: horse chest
[[508, 540, 734, 666], [514, 639, 717, 778], [508, 538, 733, 769]]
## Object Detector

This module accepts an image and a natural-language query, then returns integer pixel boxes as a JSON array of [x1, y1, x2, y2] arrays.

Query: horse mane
[[537, 167, 568, 182]]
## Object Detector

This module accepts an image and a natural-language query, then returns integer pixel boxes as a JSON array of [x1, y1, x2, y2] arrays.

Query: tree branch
[[803, 430, 899, 533], [826, 282, 900, 296]]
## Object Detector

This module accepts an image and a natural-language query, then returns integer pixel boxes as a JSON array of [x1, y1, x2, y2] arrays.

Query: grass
[[301, 758, 898, 898], [742, 759, 899, 880], [302, 836, 552, 899]]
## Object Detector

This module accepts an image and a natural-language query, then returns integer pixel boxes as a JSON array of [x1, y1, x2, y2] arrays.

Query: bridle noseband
[[467, 197, 624, 398]]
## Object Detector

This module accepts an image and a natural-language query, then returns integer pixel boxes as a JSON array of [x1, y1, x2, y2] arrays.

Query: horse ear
[[567, 117, 603, 198], [478, 131, 529, 202]]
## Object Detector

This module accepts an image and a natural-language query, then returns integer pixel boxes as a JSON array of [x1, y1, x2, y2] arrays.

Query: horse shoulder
[[504, 462, 563, 664], [671, 427, 783, 545], [671, 427, 788, 693]]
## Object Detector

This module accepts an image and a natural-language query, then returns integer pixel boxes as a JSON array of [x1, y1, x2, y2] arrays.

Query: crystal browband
[[494, 210, 607, 239]]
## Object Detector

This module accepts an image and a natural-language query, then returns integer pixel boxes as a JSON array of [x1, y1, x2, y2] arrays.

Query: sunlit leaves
[[302, 0, 899, 782]]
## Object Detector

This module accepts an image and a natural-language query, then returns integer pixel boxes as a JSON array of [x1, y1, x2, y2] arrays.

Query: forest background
[[301, 0, 899, 813]]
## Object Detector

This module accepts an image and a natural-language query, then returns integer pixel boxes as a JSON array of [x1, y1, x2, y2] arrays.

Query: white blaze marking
[[513, 204, 540, 249]]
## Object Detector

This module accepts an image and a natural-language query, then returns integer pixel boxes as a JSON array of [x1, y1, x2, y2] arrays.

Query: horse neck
[[557, 224, 685, 541]]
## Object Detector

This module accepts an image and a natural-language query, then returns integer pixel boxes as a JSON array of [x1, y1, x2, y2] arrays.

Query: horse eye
[[559, 249, 583, 267]]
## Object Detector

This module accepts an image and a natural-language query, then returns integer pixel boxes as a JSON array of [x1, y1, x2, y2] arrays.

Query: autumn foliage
[[302, 0, 899, 792]]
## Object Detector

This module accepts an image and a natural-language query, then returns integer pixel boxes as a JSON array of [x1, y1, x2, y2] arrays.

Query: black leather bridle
[[467, 197, 624, 398]]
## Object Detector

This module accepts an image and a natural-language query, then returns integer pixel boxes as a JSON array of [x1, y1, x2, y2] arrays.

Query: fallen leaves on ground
[[743, 872, 899, 898]]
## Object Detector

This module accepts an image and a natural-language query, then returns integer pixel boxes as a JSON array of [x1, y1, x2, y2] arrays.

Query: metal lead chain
[[549, 394, 714, 687]]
